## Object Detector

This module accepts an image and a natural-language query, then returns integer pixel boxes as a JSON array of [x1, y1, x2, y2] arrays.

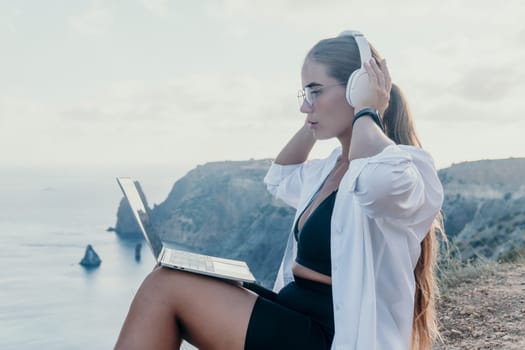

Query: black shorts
[[243, 276, 334, 350]]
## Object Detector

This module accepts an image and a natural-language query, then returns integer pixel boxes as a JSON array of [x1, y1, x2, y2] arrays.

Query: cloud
[[0, 96, 65, 164], [0, 4, 21, 33], [518, 27, 525, 45], [68, 0, 112, 37], [206, 0, 360, 32], [44, 73, 301, 165], [0, 96, 55, 127], [5, 1, 525, 166], [141, 0, 173, 17], [415, 90, 523, 125], [60, 106, 105, 122], [451, 66, 522, 102], [58, 73, 299, 127]]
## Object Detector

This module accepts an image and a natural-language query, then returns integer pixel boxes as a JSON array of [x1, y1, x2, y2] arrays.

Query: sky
[[1, 0, 525, 172]]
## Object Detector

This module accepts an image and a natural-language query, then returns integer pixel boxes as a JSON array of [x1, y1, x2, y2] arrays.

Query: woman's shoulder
[[364, 144, 437, 169], [396, 144, 434, 158], [396, 145, 438, 170]]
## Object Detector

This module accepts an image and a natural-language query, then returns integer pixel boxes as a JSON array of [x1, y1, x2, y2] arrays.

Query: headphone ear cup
[[345, 70, 359, 107], [345, 68, 373, 108]]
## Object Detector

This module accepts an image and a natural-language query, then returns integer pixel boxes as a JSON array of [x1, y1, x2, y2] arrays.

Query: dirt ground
[[434, 262, 525, 349]]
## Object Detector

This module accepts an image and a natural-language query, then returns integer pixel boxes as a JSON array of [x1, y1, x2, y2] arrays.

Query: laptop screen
[[116, 177, 163, 258]]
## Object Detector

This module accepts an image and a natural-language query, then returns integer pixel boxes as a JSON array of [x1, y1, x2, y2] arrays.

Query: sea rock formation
[[114, 180, 150, 238], [79, 244, 102, 268], [135, 243, 142, 262]]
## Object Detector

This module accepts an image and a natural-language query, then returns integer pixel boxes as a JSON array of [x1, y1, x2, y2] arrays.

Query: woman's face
[[300, 59, 354, 140]]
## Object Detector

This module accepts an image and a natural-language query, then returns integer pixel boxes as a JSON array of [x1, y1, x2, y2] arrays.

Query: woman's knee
[[138, 267, 185, 302]]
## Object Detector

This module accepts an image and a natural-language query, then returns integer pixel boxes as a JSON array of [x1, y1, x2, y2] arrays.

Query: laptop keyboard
[[164, 250, 215, 272]]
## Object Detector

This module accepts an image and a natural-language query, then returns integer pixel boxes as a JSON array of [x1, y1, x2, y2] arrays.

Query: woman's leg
[[114, 267, 258, 350]]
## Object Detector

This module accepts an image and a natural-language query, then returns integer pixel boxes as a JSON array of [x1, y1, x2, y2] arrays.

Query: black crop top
[[293, 190, 337, 276]]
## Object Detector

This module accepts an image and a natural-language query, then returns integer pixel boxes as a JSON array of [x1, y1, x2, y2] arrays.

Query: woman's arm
[[274, 122, 316, 165], [348, 59, 394, 162], [264, 122, 317, 208], [348, 117, 393, 161], [347, 59, 427, 220]]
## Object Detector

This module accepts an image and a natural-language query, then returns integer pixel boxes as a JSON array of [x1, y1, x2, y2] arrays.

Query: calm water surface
[[0, 165, 189, 349]]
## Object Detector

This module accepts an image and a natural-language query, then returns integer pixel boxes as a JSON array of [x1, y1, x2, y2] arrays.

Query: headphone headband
[[337, 30, 372, 66]]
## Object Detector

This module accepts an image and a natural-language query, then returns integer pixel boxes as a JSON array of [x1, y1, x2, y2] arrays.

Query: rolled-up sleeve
[[353, 159, 425, 219], [263, 162, 304, 209], [343, 145, 444, 244]]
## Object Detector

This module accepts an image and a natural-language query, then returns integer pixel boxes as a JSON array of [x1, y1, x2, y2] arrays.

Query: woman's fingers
[[362, 58, 391, 115], [363, 58, 391, 115], [370, 59, 386, 89], [381, 59, 392, 91], [364, 61, 378, 87], [366, 59, 388, 92]]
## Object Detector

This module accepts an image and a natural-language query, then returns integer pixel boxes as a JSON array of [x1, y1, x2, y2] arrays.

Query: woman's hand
[[354, 58, 392, 117], [349, 58, 395, 161]]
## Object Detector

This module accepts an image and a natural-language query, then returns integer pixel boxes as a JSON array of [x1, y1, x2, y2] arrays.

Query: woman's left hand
[[355, 58, 392, 116]]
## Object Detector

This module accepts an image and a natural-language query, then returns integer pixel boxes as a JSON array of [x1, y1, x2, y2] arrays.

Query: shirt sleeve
[[263, 162, 304, 209], [350, 146, 443, 221], [264, 157, 325, 209]]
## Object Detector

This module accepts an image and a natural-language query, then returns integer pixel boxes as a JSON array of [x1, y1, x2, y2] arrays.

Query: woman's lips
[[307, 121, 318, 128]]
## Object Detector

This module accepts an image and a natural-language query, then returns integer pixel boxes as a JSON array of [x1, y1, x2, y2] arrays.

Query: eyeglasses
[[297, 83, 345, 107]]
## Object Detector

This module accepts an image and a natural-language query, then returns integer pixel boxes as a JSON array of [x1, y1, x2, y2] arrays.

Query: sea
[[0, 164, 195, 350]]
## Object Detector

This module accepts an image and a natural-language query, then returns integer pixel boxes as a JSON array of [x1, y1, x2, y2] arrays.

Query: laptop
[[116, 177, 257, 284]]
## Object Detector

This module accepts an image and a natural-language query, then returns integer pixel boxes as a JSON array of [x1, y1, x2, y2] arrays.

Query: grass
[[436, 243, 498, 295], [436, 240, 525, 296], [498, 245, 525, 263]]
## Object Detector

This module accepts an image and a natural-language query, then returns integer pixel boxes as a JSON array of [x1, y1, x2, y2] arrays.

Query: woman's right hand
[[354, 58, 392, 117]]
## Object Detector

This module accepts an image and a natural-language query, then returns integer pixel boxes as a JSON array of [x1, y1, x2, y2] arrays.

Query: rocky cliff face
[[114, 157, 525, 286], [115, 160, 294, 287], [115, 181, 151, 238], [438, 158, 525, 261]]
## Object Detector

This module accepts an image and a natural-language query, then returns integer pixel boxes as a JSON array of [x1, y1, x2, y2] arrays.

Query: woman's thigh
[[146, 267, 258, 350]]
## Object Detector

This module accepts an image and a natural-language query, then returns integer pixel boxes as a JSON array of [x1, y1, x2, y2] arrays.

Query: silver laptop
[[116, 177, 256, 283]]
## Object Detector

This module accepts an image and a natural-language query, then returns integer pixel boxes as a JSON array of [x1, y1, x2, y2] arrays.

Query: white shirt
[[263, 144, 444, 350]]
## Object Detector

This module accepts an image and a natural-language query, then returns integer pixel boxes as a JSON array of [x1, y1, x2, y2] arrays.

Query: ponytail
[[383, 84, 422, 147]]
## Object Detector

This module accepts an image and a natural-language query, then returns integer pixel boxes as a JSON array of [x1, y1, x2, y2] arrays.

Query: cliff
[[115, 159, 294, 287], [438, 157, 525, 261], [114, 156, 525, 286]]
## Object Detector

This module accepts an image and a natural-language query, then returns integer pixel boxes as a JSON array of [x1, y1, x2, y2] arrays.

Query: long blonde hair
[[385, 83, 445, 350], [307, 35, 445, 349]]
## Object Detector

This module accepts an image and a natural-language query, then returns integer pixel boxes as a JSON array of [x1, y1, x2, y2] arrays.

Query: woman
[[115, 31, 444, 350]]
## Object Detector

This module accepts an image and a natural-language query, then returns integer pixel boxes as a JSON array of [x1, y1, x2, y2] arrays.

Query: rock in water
[[135, 243, 142, 262], [79, 244, 102, 268]]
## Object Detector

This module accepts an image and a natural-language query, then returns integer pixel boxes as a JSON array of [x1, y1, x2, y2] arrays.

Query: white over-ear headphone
[[338, 30, 373, 108]]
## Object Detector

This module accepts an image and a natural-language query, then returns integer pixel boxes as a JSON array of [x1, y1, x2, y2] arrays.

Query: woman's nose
[[300, 99, 313, 114]]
